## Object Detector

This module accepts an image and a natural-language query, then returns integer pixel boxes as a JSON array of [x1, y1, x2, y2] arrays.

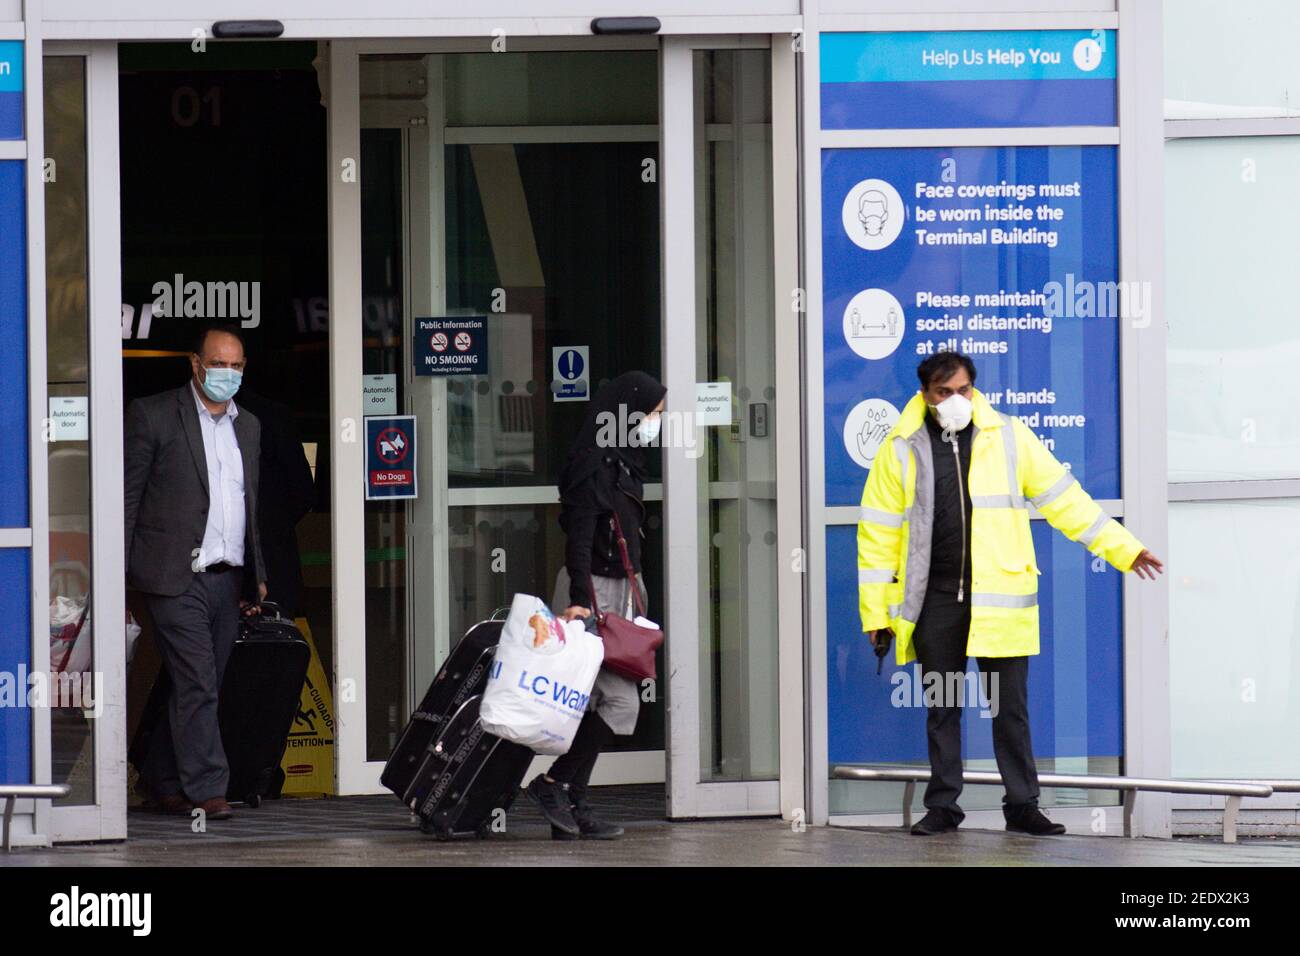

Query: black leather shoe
[[572, 802, 625, 840], [1006, 806, 1066, 835], [910, 809, 959, 835], [525, 775, 581, 836]]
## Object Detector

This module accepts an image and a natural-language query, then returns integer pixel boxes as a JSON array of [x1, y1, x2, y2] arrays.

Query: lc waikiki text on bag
[[478, 594, 604, 755]]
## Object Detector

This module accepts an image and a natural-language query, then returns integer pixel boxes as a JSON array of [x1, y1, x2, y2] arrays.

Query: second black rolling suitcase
[[408, 693, 535, 840], [380, 618, 505, 803], [381, 615, 536, 839], [130, 602, 311, 807]]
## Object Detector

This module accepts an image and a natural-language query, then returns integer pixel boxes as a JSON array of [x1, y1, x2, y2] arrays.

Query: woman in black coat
[[525, 371, 666, 840]]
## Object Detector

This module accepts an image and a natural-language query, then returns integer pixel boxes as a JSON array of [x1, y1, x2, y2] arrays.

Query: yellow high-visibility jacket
[[858, 387, 1145, 664]]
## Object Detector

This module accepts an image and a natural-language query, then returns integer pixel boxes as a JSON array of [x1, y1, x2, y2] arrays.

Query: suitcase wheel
[[474, 822, 491, 840], [246, 793, 262, 809]]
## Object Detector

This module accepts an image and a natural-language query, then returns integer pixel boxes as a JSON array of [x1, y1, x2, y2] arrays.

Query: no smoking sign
[[414, 316, 488, 376]]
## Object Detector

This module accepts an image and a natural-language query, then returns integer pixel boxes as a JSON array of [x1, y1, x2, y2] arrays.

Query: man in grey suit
[[125, 323, 267, 820]]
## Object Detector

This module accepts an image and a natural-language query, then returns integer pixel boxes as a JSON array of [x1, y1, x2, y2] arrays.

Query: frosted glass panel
[[1165, 0, 1300, 117], [1166, 136, 1300, 481], [1170, 500, 1300, 777]]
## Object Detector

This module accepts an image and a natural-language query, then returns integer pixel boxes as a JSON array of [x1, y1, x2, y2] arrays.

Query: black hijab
[[558, 370, 666, 495]]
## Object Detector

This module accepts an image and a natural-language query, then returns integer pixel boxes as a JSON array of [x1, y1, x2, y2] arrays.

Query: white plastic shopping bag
[[49, 595, 91, 674], [479, 593, 604, 755]]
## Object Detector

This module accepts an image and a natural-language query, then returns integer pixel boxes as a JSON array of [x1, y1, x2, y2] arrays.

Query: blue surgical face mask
[[200, 364, 242, 403]]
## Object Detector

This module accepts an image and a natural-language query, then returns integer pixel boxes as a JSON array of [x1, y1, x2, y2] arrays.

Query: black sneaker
[[551, 825, 580, 842], [1006, 806, 1066, 835], [525, 775, 581, 836], [572, 802, 625, 840], [910, 808, 960, 835]]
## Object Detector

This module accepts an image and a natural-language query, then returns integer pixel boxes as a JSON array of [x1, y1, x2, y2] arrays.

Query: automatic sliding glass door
[[358, 47, 666, 783]]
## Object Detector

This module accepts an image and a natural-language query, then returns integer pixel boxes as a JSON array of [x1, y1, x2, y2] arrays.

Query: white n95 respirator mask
[[929, 392, 973, 432]]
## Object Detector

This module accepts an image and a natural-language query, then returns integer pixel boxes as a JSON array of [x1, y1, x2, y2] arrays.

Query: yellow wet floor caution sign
[[280, 618, 336, 796]]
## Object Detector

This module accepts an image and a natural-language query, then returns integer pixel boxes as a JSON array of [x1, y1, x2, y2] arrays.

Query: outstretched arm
[[1014, 418, 1161, 576]]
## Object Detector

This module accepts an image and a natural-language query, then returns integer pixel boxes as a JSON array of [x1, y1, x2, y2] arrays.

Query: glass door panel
[[360, 49, 665, 762], [693, 49, 779, 782], [44, 55, 95, 804]]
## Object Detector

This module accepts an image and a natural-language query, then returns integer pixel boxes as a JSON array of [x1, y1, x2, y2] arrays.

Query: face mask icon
[[858, 190, 889, 238]]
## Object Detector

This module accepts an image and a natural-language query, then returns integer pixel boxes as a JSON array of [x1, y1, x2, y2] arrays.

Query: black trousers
[[547, 711, 615, 803], [141, 567, 242, 803], [910, 586, 1039, 823]]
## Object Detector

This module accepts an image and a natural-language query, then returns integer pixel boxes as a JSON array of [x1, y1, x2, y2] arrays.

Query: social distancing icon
[[843, 288, 906, 360]]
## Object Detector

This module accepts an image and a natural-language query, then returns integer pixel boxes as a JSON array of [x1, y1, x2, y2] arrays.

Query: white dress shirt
[[191, 381, 246, 570]]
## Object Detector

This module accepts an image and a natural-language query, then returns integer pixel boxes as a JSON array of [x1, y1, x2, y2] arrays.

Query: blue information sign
[[821, 145, 1127, 771], [821, 30, 1116, 129], [414, 316, 488, 376], [822, 145, 1121, 508], [0, 41, 23, 140], [0, 161, 26, 527], [0, 153, 26, 781], [364, 415, 417, 500]]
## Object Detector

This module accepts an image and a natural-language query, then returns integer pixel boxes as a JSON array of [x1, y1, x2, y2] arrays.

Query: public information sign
[[821, 145, 1121, 506], [414, 315, 488, 376], [820, 30, 1126, 771]]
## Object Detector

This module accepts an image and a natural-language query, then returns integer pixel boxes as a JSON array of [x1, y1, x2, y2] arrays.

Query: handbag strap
[[608, 512, 647, 618]]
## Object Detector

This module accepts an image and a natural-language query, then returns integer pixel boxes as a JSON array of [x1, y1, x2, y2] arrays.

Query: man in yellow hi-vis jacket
[[858, 354, 1163, 836]]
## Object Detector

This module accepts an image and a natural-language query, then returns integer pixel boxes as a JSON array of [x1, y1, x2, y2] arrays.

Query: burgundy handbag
[[589, 513, 664, 682]]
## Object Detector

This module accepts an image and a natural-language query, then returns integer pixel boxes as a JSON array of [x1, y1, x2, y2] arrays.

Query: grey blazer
[[124, 383, 267, 598]]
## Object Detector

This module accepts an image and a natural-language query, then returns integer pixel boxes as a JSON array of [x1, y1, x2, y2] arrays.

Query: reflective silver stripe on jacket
[[1029, 472, 1075, 510], [971, 494, 1017, 508], [970, 592, 1038, 609], [1077, 512, 1111, 548], [859, 568, 896, 584], [860, 505, 903, 528], [997, 412, 1025, 509], [893, 437, 911, 523], [898, 427, 935, 623]]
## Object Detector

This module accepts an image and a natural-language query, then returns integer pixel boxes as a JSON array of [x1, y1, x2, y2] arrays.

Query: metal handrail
[[831, 766, 1275, 843], [1, 784, 71, 852]]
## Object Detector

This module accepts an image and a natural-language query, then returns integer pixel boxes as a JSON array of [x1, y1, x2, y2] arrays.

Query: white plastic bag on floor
[[479, 593, 604, 755]]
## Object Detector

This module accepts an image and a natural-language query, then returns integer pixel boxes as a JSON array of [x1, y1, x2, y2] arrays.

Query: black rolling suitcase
[[130, 602, 311, 807], [380, 619, 506, 802], [382, 616, 535, 839], [408, 693, 535, 840]]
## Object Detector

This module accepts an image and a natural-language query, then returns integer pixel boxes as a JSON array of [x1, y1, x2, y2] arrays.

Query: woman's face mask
[[635, 412, 662, 445]]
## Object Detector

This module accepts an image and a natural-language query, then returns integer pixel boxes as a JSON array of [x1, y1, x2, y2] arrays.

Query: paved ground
[[6, 786, 1299, 866]]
